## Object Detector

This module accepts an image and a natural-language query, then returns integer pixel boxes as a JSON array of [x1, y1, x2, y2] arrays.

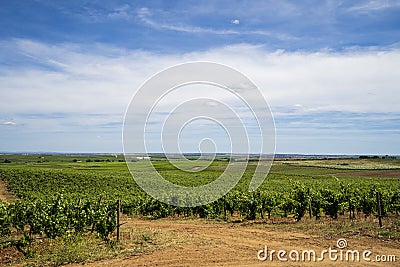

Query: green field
[[1, 154, 399, 215], [1, 154, 399, 192], [0, 154, 399, 265]]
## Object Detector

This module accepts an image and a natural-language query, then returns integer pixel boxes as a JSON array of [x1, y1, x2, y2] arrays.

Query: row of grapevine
[[1, 167, 399, 222], [6, 185, 396, 256], [0, 196, 116, 254], [118, 180, 400, 221]]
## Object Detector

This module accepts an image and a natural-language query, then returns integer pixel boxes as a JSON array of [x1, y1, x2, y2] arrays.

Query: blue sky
[[0, 0, 399, 154]]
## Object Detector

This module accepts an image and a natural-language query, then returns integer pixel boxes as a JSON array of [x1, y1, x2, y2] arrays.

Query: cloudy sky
[[0, 0, 399, 154]]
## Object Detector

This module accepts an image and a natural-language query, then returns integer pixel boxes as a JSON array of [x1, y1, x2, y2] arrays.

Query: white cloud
[[1, 40, 400, 115], [107, 4, 131, 20], [136, 7, 294, 40], [137, 7, 238, 35], [0, 121, 17, 126], [347, 0, 400, 12], [1, 39, 399, 153]]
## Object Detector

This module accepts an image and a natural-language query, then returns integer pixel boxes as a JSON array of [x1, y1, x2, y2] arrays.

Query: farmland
[[0, 154, 399, 266]]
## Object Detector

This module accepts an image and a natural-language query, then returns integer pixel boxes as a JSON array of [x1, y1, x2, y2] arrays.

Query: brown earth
[[67, 218, 400, 267], [333, 169, 400, 178], [0, 247, 23, 266], [0, 179, 16, 204]]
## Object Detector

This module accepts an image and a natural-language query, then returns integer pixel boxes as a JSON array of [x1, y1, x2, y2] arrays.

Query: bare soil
[[334, 169, 400, 178], [0, 247, 23, 266], [0, 179, 17, 204], [67, 217, 400, 267]]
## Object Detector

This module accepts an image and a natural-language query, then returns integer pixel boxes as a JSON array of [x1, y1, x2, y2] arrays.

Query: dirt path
[[0, 179, 15, 203], [68, 218, 400, 267]]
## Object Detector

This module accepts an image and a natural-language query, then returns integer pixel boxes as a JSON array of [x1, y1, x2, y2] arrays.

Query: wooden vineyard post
[[308, 188, 312, 219], [375, 192, 383, 228], [117, 199, 121, 242]]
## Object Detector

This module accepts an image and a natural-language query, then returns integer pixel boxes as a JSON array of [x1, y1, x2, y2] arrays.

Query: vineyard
[[0, 155, 399, 265]]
